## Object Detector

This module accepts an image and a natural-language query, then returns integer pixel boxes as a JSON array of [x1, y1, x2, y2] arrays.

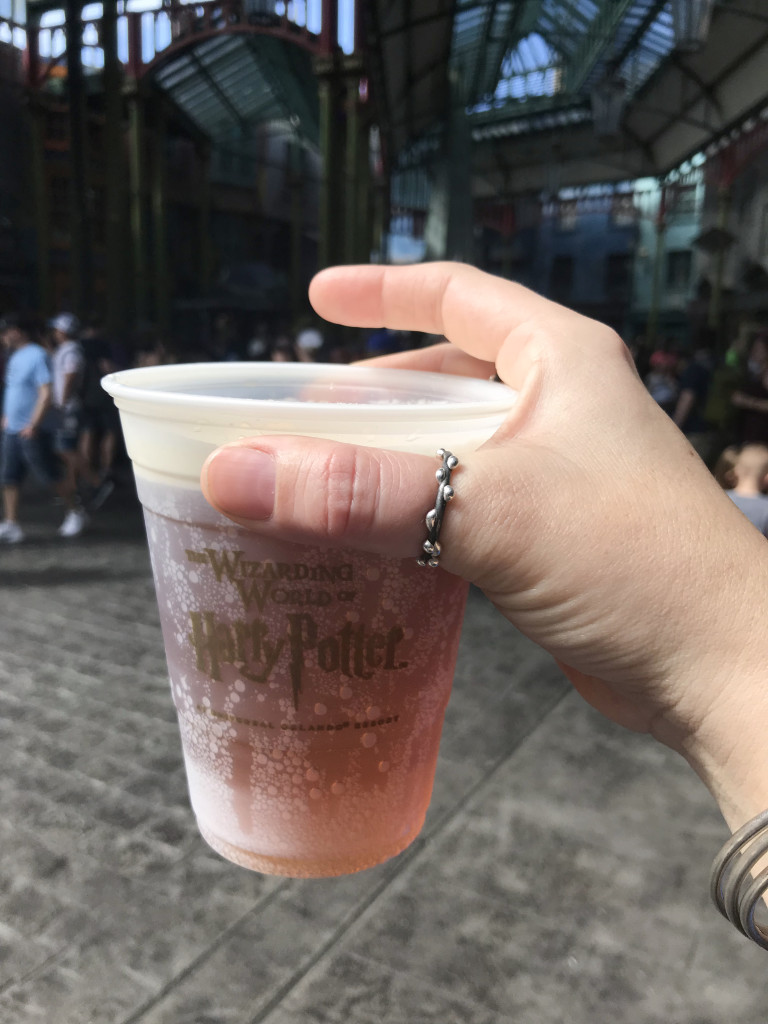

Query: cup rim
[[102, 361, 516, 420]]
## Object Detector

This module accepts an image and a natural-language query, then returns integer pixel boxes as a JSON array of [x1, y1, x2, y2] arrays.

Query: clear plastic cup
[[103, 362, 516, 877]]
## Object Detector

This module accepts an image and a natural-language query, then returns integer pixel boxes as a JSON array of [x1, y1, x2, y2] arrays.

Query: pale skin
[[201, 262, 768, 836]]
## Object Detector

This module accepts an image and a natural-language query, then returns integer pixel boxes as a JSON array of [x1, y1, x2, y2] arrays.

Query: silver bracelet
[[710, 808, 768, 949]]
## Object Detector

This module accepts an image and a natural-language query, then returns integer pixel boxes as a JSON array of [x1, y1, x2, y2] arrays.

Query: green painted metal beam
[[29, 100, 50, 314], [102, 0, 125, 338], [470, 0, 545, 103], [187, 47, 251, 136], [128, 92, 149, 324], [564, 0, 636, 94], [248, 36, 320, 148]]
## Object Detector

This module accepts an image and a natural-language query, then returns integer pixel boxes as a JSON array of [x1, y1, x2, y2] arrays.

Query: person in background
[[0, 314, 81, 542], [723, 443, 768, 538], [644, 350, 678, 416], [246, 322, 269, 361], [270, 335, 295, 362], [294, 320, 324, 362], [732, 332, 768, 444], [48, 312, 88, 536], [704, 344, 742, 455], [135, 337, 172, 367], [673, 347, 714, 462], [712, 444, 738, 489], [78, 319, 120, 511]]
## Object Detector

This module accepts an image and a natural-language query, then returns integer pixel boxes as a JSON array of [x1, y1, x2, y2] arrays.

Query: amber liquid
[[139, 478, 468, 877]]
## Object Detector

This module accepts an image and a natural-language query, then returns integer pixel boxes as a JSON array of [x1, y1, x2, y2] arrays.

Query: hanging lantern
[[671, 0, 714, 52], [590, 78, 626, 138]]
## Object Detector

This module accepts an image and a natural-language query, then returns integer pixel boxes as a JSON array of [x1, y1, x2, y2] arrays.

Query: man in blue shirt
[[0, 314, 84, 542]]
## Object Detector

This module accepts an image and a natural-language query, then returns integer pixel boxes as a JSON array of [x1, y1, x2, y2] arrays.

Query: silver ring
[[417, 449, 458, 568]]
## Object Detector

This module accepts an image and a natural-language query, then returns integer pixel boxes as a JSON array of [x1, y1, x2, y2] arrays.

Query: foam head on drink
[[103, 364, 515, 877]]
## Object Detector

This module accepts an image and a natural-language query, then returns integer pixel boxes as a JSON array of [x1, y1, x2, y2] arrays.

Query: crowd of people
[[636, 329, 768, 536], [0, 308, 414, 544], [4, 296, 768, 544], [0, 311, 122, 543]]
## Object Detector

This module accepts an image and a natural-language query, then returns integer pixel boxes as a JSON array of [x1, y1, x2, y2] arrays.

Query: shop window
[[671, 184, 697, 216], [549, 255, 573, 300], [605, 252, 632, 298], [557, 200, 578, 232], [666, 249, 692, 291]]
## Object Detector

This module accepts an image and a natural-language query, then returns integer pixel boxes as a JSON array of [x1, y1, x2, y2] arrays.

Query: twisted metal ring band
[[417, 448, 458, 568], [710, 807, 768, 950]]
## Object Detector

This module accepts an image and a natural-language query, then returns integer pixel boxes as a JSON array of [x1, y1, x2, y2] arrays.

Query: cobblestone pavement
[[0, 480, 764, 1023]]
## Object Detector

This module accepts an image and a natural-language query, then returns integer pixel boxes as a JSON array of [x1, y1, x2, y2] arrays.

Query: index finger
[[354, 341, 497, 380], [309, 262, 575, 366]]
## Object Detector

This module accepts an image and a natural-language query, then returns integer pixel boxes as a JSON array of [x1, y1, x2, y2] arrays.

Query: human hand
[[202, 263, 768, 828], [19, 423, 36, 439]]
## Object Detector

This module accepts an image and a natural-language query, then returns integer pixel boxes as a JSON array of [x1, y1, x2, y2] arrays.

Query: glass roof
[[452, 0, 675, 121], [616, 3, 676, 95], [10, 0, 683, 163], [154, 33, 318, 147], [535, 0, 601, 61]]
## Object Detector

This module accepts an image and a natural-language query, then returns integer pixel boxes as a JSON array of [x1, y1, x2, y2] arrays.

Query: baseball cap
[[296, 327, 323, 350], [48, 312, 81, 336]]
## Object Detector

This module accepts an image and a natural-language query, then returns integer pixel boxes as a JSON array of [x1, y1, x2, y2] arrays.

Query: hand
[[202, 263, 768, 826], [19, 423, 37, 439]]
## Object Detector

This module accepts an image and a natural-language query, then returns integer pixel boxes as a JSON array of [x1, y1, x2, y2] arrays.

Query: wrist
[[648, 536, 768, 832], [683, 694, 768, 832], [667, 644, 768, 832]]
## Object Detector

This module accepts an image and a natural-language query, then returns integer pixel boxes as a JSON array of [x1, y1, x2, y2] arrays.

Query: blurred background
[[4, 4, 768, 1021], [1, 0, 768, 363]]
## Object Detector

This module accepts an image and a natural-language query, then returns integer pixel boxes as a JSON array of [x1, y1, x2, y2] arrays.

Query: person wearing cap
[[48, 312, 88, 537], [294, 322, 324, 362], [0, 314, 83, 542]]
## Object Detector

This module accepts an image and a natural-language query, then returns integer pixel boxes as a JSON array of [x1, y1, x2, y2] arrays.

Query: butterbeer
[[103, 363, 515, 875]]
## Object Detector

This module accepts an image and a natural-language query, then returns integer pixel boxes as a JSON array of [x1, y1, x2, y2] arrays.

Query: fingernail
[[204, 446, 275, 521]]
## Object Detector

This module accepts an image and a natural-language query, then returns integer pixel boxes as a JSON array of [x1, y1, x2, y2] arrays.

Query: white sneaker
[[58, 509, 89, 538], [0, 520, 24, 543]]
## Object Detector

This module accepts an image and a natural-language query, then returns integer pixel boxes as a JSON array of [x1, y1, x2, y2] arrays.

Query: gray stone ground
[[0, 478, 765, 1024]]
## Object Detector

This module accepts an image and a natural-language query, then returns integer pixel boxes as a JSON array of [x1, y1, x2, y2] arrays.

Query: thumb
[[201, 435, 516, 586]]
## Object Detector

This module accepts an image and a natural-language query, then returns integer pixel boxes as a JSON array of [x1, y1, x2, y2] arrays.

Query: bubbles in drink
[[140, 478, 469, 876]]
